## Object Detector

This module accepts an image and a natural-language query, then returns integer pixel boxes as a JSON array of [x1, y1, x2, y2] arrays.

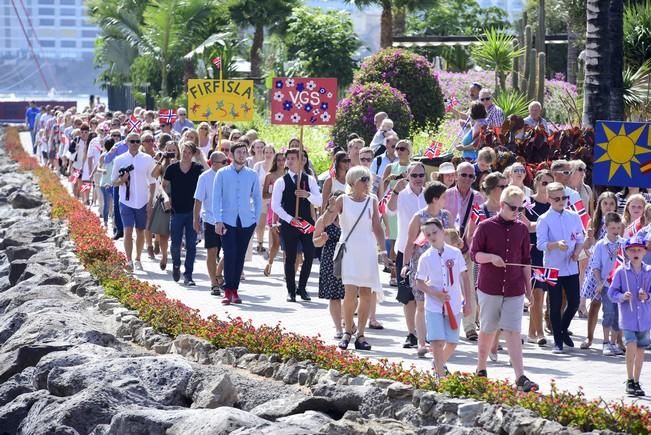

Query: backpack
[[68, 137, 78, 154]]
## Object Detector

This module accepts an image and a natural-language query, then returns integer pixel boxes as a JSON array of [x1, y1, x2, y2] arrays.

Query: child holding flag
[[416, 218, 471, 378], [608, 236, 651, 396], [588, 212, 624, 356]]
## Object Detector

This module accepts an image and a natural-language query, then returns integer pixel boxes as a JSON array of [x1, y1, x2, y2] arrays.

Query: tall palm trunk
[[567, 25, 578, 84], [380, 1, 393, 49], [608, 0, 625, 120], [582, 0, 611, 128], [393, 6, 405, 37], [250, 24, 264, 79]]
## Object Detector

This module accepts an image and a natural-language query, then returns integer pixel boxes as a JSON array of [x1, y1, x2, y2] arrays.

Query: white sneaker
[[489, 351, 498, 362], [602, 343, 615, 356], [133, 260, 143, 271], [612, 343, 625, 355]]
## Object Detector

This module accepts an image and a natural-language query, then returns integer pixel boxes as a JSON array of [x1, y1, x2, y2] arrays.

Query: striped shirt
[[485, 104, 504, 128]]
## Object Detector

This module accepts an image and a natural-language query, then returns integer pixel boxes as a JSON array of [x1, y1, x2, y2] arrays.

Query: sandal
[[368, 321, 384, 330], [465, 330, 478, 342], [215, 275, 225, 288], [264, 263, 272, 277], [338, 332, 352, 350], [159, 259, 167, 271], [580, 339, 592, 349], [354, 335, 372, 351], [334, 331, 344, 340], [210, 285, 222, 296], [417, 346, 428, 358]]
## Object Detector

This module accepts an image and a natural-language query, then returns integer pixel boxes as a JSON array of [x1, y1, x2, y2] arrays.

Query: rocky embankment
[[0, 135, 617, 435]]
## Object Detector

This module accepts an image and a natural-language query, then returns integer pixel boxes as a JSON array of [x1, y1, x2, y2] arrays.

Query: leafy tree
[[624, 0, 651, 71], [227, 0, 299, 79], [284, 8, 361, 88], [471, 29, 525, 92], [406, 0, 509, 71]]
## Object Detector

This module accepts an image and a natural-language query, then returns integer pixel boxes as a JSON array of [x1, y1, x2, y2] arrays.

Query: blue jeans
[[601, 286, 620, 331], [113, 186, 123, 235], [221, 220, 255, 291], [100, 186, 112, 225], [171, 212, 197, 279]]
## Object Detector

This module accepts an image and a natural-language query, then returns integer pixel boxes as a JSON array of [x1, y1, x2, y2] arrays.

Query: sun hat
[[438, 162, 456, 175]]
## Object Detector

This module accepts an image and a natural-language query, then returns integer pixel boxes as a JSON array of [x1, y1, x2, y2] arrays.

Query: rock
[[310, 383, 374, 415], [9, 191, 42, 209], [387, 381, 414, 400], [277, 410, 335, 430], [190, 373, 239, 409], [249, 395, 334, 420], [8, 259, 27, 286], [5, 246, 37, 262], [0, 343, 73, 383], [457, 401, 484, 426], [33, 347, 115, 390], [319, 410, 418, 435], [17, 262, 69, 286], [167, 407, 268, 435], [106, 408, 193, 435], [0, 311, 27, 345], [0, 389, 57, 434], [0, 367, 35, 407], [170, 334, 216, 364]]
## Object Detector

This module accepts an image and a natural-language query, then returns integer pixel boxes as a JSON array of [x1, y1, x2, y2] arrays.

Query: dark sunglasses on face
[[540, 181, 550, 186], [395, 146, 408, 152], [575, 167, 585, 172], [504, 203, 525, 212], [221, 148, 230, 152], [555, 170, 571, 176], [480, 97, 491, 101], [459, 173, 475, 179], [513, 168, 525, 174], [410, 173, 425, 178], [359, 176, 370, 183], [129, 139, 141, 144], [111, 134, 121, 138], [550, 195, 570, 203]]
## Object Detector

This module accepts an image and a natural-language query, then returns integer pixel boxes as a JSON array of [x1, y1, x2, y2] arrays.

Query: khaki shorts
[[477, 290, 524, 333]]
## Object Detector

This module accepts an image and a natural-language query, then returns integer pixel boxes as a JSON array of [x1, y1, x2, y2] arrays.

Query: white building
[[477, 0, 524, 21]]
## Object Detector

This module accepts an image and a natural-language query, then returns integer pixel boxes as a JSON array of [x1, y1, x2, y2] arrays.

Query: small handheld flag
[[68, 168, 80, 184], [159, 109, 177, 125], [607, 246, 625, 284], [424, 141, 444, 158], [79, 182, 92, 193], [569, 199, 589, 231], [126, 114, 142, 133], [532, 266, 559, 286], [445, 96, 460, 113], [378, 190, 393, 215], [290, 218, 315, 234], [624, 218, 643, 239], [212, 57, 221, 69], [470, 204, 485, 225]]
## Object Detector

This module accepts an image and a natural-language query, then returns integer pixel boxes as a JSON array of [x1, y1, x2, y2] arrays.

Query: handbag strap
[[343, 196, 371, 244]]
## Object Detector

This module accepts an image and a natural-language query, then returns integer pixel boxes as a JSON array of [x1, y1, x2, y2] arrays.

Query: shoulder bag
[[333, 196, 371, 279]]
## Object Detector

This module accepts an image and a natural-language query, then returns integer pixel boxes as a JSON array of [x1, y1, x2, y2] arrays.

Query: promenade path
[[18, 132, 650, 405]]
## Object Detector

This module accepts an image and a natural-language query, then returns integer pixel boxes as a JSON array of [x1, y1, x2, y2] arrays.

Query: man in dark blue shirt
[[25, 102, 40, 149]]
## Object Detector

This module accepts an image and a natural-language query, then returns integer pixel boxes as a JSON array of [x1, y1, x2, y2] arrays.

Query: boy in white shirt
[[416, 217, 471, 378]]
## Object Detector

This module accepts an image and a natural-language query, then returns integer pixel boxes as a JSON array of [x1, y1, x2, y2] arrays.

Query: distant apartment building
[[477, 0, 523, 21]]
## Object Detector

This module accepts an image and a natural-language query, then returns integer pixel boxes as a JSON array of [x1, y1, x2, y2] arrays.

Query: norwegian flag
[[159, 109, 177, 125], [79, 182, 92, 193], [414, 232, 428, 247], [445, 96, 460, 113], [470, 204, 485, 225], [424, 141, 444, 158], [624, 218, 643, 239], [212, 57, 221, 69], [607, 247, 626, 284], [570, 199, 589, 231], [328, 162, 336, 179], [378, 189, 393, 215], [532, 266, 559, 286], [68, 168, 80, 184], [290, 218, 315, 234], [126, 114, 142, 133]]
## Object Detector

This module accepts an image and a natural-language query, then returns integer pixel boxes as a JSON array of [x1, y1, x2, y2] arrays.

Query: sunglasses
[[540, 181, 550, 186], [575, 167, 585, 172], [340, 158, 351, 163], [554, 170, 572, 176], [111, 134, 121, 138], [128, 139, 141, 144], [80, 129, 89, 132], [360, 157, 372, 163], [359, 176, 370, 183], [459, 173, 476, 179], [199, 127, 209, 130], [550, 195, 570, 203], [504, 203, 525, 212], [220, 148, 230, 152], [395, 146, 408, 152], [410, 173, 425, 178], [480, 97, 492, 101], [497, 184, 509, 188], [513, 168, 526, 174]]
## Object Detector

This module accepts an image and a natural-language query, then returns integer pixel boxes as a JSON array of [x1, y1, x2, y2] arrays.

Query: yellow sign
[[187, 79, 254, 122]]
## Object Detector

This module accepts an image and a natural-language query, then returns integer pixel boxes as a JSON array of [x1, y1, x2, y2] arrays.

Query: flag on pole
[[158, 109, 177, 125], [80, 182, 92, 193], [624, 218, 643, 239], [570, 199, 589, 231], [68, 168, 80, 184], [470, 204, 485, 225], [378, 190, 393, 215], [290, 218, 315, 234], [445, 96, 460, 113], [414, 232, 428, 247], [328, 163, 336, 179], [212, 57, 221, 69], [424, 141, 444, 158], [126, 114, 142, 133], [607, 246, 626, 284], [532, 266, 559, 286]]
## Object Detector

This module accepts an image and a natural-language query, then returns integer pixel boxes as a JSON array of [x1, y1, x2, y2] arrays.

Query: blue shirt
[[25, 107, 40, 129], [173, 118, 194, 133], [589, 236, 624, 282], [609, 264, 651, 332], [211, 164, 262, 227], [103, 141, 128, 165], [536, 208, 585, 276]]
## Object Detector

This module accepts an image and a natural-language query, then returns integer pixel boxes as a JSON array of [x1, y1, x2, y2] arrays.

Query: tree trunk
[[536, 0, 545, 54], [380, 1, 393, 49], [250, 24, 264, 79], [567, 24, 578, 84], [582, 0, 611, 128], [393, 6, 405, 37], [608, 0, 625, 120], [161, 62, 168, 97]]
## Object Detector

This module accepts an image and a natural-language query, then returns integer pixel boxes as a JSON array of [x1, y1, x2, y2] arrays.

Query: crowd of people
[[24, 84, 651, 396]]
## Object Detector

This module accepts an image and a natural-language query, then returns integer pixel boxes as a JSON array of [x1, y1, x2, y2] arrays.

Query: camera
[[118, 164, 134, 176], [165, 151, 176, 159], [395, 173, 405, 180]]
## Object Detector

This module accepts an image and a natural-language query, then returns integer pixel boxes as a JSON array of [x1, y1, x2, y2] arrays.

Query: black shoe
[[562, 332, 574, 348], [354, 336, 371, 351], [516, 375, 539, 393], [552, 344, 564, 354], [286, 294, 297, 302], [113, 233, 123, 240], [210, 286, 222, 296], [627, 379, 637, 395], [476, 369, 487, 377], [634, 381, 646, 396], [297, 289, 311, 301], [172, 266, 181, 282], [403, 333, 418, 348], [184, 277, 196, 286]]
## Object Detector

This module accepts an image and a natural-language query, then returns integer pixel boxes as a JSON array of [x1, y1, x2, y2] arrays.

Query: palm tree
[[346, 0, 436, 49], [228, 0, 298, 79], [471, 28, 525, 92], [609, 0, 625, 120], [582, 0, 612, 127]]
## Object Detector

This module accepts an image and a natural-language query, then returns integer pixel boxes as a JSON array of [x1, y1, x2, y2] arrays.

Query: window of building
[[81, 29, 97, 38], [60, 40, 76, 48], [81, 40, 95, 49], [38, 7, 54, 15], [60, 0, 76, 4], [40, 40, 55, 47], [38, 0, 54, 4], [60, 19, 76, 26], [60, 8, 76, 16], [38, 18, 54, 25]]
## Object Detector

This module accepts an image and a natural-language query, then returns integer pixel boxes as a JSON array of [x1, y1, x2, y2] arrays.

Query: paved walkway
[[18, 132, 651, 405]]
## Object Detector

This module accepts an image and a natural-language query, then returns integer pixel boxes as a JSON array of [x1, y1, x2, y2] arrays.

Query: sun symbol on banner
[[595, 123, 651, 180]]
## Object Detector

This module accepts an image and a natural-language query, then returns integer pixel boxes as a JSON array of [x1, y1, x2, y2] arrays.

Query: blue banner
[[593, 120, 651, 187]]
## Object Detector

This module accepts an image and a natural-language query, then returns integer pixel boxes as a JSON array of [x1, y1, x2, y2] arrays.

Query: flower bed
[[3, 126, 650, 434]]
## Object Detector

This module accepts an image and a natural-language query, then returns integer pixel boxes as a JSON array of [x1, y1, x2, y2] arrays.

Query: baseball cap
[[438, 162, 455, 175], [625, 237, 646, 250]]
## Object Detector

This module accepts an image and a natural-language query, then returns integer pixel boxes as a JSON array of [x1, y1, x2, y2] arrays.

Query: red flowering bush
[[4, 126, 650, 434]]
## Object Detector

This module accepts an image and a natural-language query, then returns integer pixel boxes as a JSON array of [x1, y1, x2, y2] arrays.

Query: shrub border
[[3, 126, 649, 434]]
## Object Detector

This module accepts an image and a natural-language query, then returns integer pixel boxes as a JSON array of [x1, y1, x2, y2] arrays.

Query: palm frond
[[493, 90, 531, 118]]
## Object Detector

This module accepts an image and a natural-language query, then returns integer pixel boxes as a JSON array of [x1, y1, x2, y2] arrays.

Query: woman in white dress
[[322, 165, 385, 351]]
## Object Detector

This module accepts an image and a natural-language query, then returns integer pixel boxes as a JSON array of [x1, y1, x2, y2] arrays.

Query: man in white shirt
[[370, 133, 398, 195], [112, 132, 156, 271]]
